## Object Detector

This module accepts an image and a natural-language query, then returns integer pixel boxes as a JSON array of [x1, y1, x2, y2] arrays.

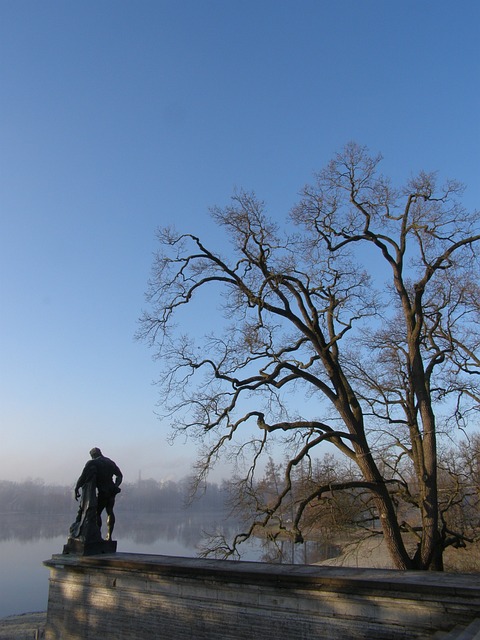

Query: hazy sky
[[1, 1, 479, 486]]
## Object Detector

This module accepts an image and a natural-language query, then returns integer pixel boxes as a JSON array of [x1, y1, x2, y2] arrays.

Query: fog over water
[[0, 480, 339, 617], [0, 510, 235, 618], [0, 478, 233, 616]]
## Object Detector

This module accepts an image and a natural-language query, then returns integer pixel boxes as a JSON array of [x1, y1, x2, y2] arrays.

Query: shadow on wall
[[44, 555, 476, 640]]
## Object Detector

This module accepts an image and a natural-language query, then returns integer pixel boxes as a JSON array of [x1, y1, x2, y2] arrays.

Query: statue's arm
[[74, 462, 94, 499], [114, 465, 123, 487]]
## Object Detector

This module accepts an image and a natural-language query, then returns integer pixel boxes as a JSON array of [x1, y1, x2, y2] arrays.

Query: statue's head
[[90, 447, 102, 459]]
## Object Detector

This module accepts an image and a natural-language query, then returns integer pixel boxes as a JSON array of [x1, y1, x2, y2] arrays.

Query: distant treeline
[[0, 478, 229, 515]]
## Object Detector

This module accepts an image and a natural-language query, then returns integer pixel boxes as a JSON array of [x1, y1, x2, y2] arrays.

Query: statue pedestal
[[63, 537, 117, 556]]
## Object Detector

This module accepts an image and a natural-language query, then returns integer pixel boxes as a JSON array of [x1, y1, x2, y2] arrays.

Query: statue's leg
[[105, 498, 115, 541], [96, 495, 107, 536], [106, 513, 115, 541]]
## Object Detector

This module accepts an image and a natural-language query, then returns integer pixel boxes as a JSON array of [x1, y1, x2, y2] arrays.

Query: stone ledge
[[44, 552, 480, 598], [43, 553, 480, 639], [0, 612, 46, 640]]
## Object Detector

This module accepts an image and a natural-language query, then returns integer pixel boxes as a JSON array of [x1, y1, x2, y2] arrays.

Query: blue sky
[[0, 0, 479, 485]]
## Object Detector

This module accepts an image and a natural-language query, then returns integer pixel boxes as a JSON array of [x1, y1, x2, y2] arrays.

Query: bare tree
[[139, 143, 480, 570]]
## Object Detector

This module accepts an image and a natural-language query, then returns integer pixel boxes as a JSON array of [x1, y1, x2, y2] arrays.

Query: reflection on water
[[0, 513, 72, 543], [0, 511, 234, 550], [0, 535, 65, 618], [252, 535, 341, 565], [0, 510, 245, 618], [0, 511, 340, 618], [116, 511, 233, 550]]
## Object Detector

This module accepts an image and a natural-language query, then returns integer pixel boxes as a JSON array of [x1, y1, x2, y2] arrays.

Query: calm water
[[0, 511, 234, 618], [0, 512, 338, 618]]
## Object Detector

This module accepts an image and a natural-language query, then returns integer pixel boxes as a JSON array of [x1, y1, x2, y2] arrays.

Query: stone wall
[[43, 553, 480, 640]]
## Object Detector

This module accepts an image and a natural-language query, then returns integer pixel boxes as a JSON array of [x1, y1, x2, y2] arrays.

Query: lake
[[0, 511, 338, 618], [0, 510, 234, 618]]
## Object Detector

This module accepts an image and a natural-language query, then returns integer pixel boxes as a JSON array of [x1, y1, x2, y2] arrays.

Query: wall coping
[[44, 552, 480, 599]]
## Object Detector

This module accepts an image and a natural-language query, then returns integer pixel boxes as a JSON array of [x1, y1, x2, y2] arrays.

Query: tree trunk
[[415, 409, 442, 570], [357, 451, 413, 570], [375, 492, 412, 570], [409, 344, 442, 570]]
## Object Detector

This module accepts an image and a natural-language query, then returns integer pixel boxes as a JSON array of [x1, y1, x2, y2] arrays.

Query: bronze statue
[[65, 447, 123, 555]]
